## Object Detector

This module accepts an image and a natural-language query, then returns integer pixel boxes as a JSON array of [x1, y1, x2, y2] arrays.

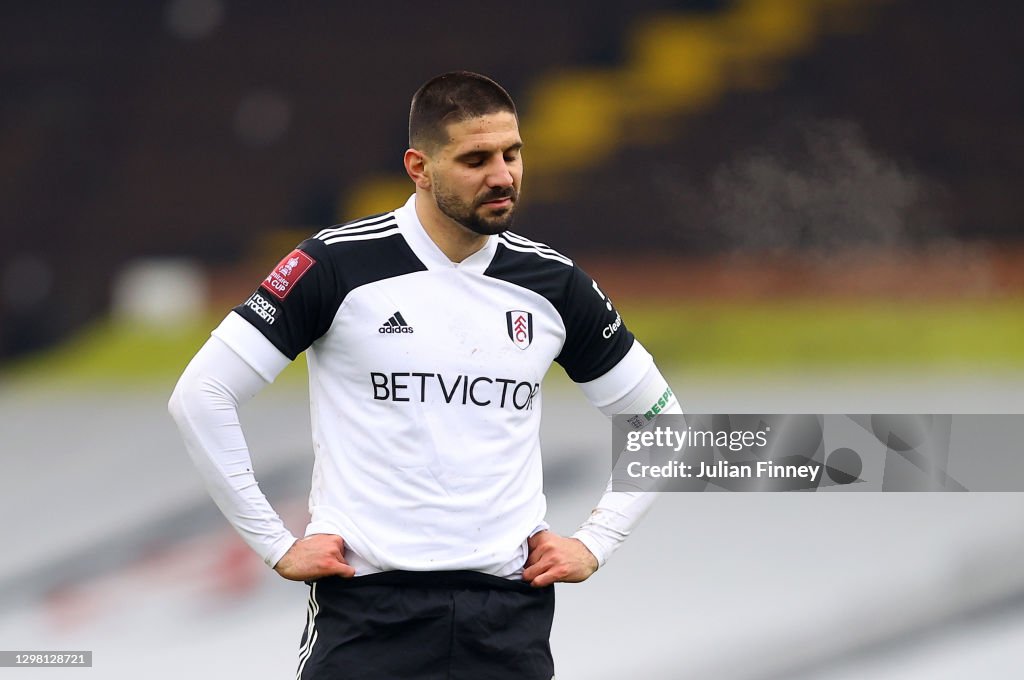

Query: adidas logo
[[378, 311, 414, 334]]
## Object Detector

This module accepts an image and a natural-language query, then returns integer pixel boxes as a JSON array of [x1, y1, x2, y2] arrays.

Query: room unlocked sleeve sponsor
[[610, 414, 1024, 492]]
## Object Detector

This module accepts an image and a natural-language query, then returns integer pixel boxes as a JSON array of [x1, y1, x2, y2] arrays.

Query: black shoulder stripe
[[320, 223, 400, 244], [314, 212, 396, 240], [317, 230, 426, 295], [484, 240, 573, 309], [497, 233, 573, 266]]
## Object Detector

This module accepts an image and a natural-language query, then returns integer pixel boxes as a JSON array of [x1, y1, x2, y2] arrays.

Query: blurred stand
[[1, 0, 1022, 359]]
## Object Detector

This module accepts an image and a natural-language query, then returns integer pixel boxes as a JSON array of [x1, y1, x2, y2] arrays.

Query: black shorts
[[295, 570, 555, 680]]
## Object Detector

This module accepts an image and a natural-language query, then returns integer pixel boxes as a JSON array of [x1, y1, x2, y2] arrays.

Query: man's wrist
[[266, 534, 299, 569], [571, 530, 606, 569]]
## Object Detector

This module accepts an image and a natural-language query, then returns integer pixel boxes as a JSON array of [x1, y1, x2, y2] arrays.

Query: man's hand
[[522, 530, 598, 588], [273, 534, 356, 581]]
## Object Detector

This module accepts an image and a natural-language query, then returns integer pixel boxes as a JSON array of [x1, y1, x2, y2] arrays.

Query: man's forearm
[[168, 335, 297, 567], [574, 344, 682, 567]]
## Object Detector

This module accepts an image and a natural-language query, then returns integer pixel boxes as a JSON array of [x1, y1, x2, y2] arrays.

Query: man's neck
[[414, 191, 489, 264]]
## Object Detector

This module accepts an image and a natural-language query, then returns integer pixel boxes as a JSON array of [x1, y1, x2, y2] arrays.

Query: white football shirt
[[213, 195, 651, 576]]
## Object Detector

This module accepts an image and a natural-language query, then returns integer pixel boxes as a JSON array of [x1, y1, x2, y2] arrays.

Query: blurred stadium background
[[1, 0, 1022, 677]]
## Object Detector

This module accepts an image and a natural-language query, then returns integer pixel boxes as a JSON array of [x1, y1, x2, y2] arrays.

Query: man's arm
[[523, 341, 679, 587], [571, 342, 681, 567], [168, 325, 353, 580]]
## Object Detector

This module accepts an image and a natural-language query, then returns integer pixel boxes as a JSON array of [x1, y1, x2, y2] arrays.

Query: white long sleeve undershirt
[[168, 336, 297, 568], [572, 348, 682, 568]]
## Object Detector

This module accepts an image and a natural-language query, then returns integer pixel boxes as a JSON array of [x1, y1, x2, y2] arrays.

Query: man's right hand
[[273, 534, 356, 581]]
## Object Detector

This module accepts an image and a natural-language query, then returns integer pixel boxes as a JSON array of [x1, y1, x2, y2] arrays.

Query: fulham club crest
[[506, 310, 533, 350]]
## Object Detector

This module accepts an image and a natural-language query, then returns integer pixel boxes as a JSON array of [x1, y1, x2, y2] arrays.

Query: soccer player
[[169, 71, 680, 679]]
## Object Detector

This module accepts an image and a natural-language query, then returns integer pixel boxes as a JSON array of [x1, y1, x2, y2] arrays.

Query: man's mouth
[[480, 192, 515, 208]]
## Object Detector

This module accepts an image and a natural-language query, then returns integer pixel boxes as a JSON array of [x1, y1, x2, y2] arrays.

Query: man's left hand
[[522, 530, 598, 587]]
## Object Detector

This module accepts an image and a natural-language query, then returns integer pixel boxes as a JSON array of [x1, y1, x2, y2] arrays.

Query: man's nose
[[487, 159, 514, 187]]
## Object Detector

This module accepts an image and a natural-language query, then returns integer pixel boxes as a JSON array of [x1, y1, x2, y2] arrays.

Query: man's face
[[427, 111, 523, 235]]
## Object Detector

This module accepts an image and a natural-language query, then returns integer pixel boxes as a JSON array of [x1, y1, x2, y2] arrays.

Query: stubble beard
[[433, 184, 519, 236]]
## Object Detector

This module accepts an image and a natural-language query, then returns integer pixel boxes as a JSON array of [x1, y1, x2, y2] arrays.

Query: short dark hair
[[409, 71, 517, 152]]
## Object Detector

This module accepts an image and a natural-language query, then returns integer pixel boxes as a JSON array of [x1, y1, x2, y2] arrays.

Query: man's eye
[[466, 160, 484, 168], [504, 154, 519, 163]]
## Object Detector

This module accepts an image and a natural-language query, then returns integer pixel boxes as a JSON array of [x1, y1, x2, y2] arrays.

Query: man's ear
[[404, 148, 431, 190]]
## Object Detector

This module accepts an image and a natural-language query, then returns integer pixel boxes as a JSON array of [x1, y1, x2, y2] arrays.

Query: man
[[169, 71, 680, 679]]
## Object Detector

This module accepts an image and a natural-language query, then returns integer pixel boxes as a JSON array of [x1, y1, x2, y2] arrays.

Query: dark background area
[[1, 0, 1020, 359]]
